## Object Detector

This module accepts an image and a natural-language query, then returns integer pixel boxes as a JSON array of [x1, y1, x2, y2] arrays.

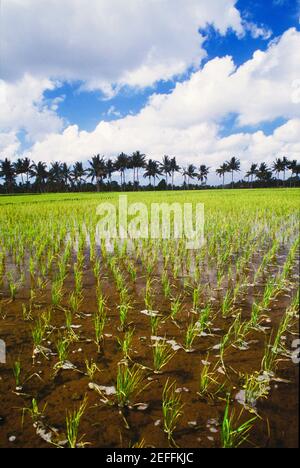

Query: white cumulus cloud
[[25, 28, 300, 177], [1, 0, 243, 91], [0, 75, 64, 142]]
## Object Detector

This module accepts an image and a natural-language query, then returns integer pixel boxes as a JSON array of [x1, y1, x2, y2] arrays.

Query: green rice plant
[[273, 311, 293, 355], [233, 281, 243, 303], [32, 318, 46, 349], [22, 303, 33, 321], [184, 321, 199, 351], [64, 309, 79, 342], [116, 363, 146, 407], [152, 339, 175, 373], [281, 239, 299, 281], [115, 270, 125, 292], [94, 310, 107, 352], [37, 276, 48, 290], [65, 308, 73, 330], [221, 290, 234, 318], [172, 259, 180, 279], [85, 359, 100, 381], [66, 396, 88, 448], [217, 267, 225, 288], [162, 379, 184, 445], [192, 285, 201, 311], [229, 312, 250, 347], [73, 263, 83, 296], [261, 277, 278, 310], [118, 296, 131, 332], [41, 309, 52, 330], [198, 360, 223, 398], [96, 292, 106, 316], [55, 336, 70, 369], [118, 329, 134, 360], [150, 314, 161, 335], [12, 360, 22, 388], [261, 338, 278, 374], [161, 270, 171, 298], [221, 396, 257, 448], [22, 398, 47, 425], [51, 280, 63, 308], [170, 296, 182, 320], [29, 257, 35, 276], [76, 248, 85, 269], [287, 288, 299, 317], [57, 257, 67, 283], [7, 273, 18, 300], [242, 373, 269, 408], [219, 329, 232, 367], [197, 303, 212, 334], [145, 258, 155, 278], [249, 301, 262, 328], [144, 278, 154, 310], [69, 291, 83, 314], [93, 258, 101, 282], [127, 261, 137, 282]]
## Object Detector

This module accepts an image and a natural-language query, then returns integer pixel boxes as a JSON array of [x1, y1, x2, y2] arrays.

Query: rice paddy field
[[0, 189, 299, 449]]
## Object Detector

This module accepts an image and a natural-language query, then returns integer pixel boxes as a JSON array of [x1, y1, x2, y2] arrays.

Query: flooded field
[[0, 189, 299, 448]]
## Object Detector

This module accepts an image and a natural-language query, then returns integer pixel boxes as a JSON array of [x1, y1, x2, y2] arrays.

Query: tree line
[[0, 153, 299, 193]]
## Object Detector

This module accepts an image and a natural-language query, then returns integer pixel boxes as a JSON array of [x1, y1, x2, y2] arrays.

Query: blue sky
[[1, 0, 300, 183]]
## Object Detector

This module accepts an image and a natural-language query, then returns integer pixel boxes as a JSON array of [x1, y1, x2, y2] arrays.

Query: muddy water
[[0, 247, 298, 449]]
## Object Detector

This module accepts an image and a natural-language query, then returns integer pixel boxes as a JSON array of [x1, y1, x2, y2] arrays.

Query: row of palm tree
[[0, 153, 299, 193]]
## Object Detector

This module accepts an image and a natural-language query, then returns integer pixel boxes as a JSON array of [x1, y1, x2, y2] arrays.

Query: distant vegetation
[[0, 153, 299, 193]]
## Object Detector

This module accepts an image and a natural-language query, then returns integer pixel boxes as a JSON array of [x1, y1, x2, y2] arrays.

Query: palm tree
[[115, 153, 129, 188], [216, 163, 228, 188], [49, 161, 63, 190], [88, 155, 107, 192], [170, 157, 180, 189], [182, 167, 189, 188], [272, 158, 285, 182], [197, 165, 210, 186], [61, 163, 72, 190], [30, 161, 48, 192], [14, 159, 23, 184], [288, 160, 300, 182], [0, 158, 16, 193], [131, 151, 146, 186], [72, 162, 86, 188], [245, 163, 258, 188], [256, 163, 272, 186], [143, 160, 161, 188], [226, 157, 241, 188], [182, 164, 197, 189], [14, 157, 32, 186], [282, 156, 291, 185], [22, 157, 32, 185], [160, 155, 172, 186], [106, 159, 115, 186], [131, 151, 146, 184]]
